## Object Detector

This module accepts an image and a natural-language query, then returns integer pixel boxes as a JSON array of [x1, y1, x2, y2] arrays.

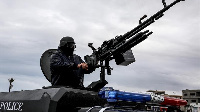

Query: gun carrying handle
[[162, 0, 167, 7]]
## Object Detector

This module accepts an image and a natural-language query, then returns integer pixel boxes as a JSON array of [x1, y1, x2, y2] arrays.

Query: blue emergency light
[[99, 88, 151, 103]]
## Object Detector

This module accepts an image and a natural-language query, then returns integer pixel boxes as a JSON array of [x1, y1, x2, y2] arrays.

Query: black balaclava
[[59, 36, 76, 56]]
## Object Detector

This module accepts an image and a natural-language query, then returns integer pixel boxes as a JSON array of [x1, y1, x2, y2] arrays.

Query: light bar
[[99, 87, 187, 106]]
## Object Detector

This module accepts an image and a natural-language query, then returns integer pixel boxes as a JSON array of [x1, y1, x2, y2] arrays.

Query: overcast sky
[[0, 0, 199, 95]]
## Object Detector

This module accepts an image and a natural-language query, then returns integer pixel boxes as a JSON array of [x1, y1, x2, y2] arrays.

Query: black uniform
[[50, 48, 92, 88]]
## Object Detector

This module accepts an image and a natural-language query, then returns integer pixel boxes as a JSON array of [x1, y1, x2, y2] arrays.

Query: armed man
[[50, 36, 94, 88]]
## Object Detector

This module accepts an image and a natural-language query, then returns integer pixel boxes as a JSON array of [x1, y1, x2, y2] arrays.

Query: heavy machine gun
[[85, 0, 185, 92]]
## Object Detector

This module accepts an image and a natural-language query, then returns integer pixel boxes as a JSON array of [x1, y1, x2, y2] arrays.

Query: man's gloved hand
[[77, 63, 88, 70]]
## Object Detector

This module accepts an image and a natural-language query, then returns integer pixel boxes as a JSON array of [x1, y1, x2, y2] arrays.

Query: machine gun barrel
[[117, 0, 184, 44]]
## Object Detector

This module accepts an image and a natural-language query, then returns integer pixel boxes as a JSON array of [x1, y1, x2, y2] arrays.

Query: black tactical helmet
[[59, 36, 76, 48]]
